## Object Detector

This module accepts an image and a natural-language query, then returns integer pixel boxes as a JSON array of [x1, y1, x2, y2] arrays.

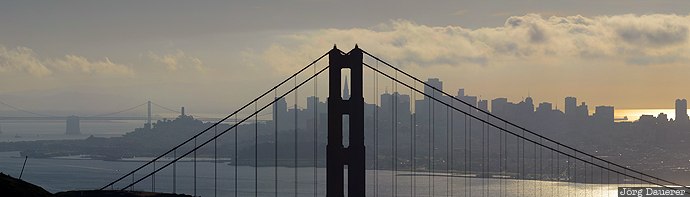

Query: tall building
[[273, 97, 289, 128], [424, 78, 443, 100], [394, 93, 411, 120], [536, 102, 552, 113], [491, 98, 508, 116], [66, 116, 81, 135], [307, 96, 319, 111], [381, 92, 393, 114], [478, 100, 488, 111], [565, 97, 577, 118], [524, 96, 534, 112], [456, 88, 477, 108], [594, 106, 614, 127], [577, 102, 589, 117], [675, 99, 688, 122], [343, 76, 350, 100]]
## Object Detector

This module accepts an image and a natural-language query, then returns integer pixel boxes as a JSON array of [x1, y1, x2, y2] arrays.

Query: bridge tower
[[327, 45, 365, 196], [65, 116, 80, 135], [146, 101, 152, 129]]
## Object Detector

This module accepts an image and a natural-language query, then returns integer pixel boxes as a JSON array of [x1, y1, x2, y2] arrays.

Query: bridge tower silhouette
[[327, 45, 365, 196]]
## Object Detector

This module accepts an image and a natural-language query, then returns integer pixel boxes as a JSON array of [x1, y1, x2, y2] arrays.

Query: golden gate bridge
[[29, 45, 685, 196]]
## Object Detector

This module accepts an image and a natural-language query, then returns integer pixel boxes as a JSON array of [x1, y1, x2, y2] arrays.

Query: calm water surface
[[0, 151, 642, 197]]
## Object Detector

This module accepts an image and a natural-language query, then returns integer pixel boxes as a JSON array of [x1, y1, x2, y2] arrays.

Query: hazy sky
[[1, 0, 690, 115]]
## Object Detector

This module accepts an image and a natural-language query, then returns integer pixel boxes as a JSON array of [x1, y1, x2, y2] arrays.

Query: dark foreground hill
[[54, 190, 192, 197], [1, 172, 190, 197], [0, 172, 51, 197]]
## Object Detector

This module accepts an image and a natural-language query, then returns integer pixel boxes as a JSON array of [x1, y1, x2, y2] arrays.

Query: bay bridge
[[15, 45, 688, 196], [0, 100, 266, 135]]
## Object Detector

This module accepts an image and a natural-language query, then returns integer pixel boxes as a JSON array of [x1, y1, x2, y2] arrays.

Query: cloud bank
[[148, 50, 204, 72], [250, 13, 690, 71], [0, 45, 133, 77]]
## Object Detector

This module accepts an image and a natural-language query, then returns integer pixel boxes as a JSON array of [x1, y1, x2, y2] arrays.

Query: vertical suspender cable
[[450, 99, 454, 197], [590, 158, 592, 195], [152, 155, 155, 192], [521, 127, 524, 196], [374, 60, 379, 197], [533, 136, 536, 196], [255, 102, 258, 197], [411, 81, 416, 197], [392, 71, 397, 197], [215, 125, 218, 197], [446, 105, 450, 196], [173, 149, 177, 194], [498, 122, 502, 197], [516, 128, 520, 196], [294, 76, 298, 197], [486, 114, 490, 196], [273, 92, 277, 196], [464, 113, 468, 197], [604, 163, 611, 197], [313, 63, 318, 197], [465, 104, 472, 196], [557, 145, 560, 196], [412, 81, 416, 196], [568, 150, 571, 196], [504, 122, 507, 197], [235, 114, 238, 197], [429, 91, 436, 196], [540, 138, 543, 196], [482, 114, 485, 196], [481, 114, 485, 197], [194, 137, 197, 197], [390, 75, 395, 197], [429, 89, 433, 197]]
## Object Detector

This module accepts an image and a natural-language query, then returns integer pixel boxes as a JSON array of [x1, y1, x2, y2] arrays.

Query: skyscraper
[[478, 100, 488, 111], [577, 102, 589, 118], [594, 106, 614, 127], [524, 96, 534, 112], [491, 98, 508, 116], [424, 78, 443, 100], [536, 102, 553, 113], [675, 99, 688, 122], [343, 76, 350, 100], [273, 97, 289, 127], [456, 88, 477, 107], [565, 97, 576, 118]]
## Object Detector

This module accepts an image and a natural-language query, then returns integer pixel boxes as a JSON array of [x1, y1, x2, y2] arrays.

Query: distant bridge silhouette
[[0, 100, 269, 135], [89, 45, 688, 196]]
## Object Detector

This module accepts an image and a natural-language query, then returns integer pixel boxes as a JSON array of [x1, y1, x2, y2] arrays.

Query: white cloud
[[0, 46, 52, 77], [249, 13, 690, 71], [148, 50, 204, 72], [49, 55, 134, 76], [0, 45, 133, 77]]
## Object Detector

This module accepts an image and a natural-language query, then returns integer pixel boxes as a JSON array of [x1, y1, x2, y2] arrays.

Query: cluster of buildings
[[263, 77, 689, 171], [271, 77, 690, 135]]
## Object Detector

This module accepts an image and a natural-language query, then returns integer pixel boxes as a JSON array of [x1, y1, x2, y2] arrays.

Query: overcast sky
[[1, 0, 690, 115]]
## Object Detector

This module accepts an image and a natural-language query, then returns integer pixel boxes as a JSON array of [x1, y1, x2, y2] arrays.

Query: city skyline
[[2, 74, 689, 122]]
